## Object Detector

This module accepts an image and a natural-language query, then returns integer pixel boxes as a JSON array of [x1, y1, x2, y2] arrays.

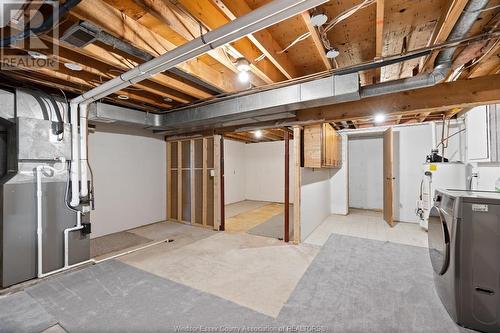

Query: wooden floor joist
[[297, 74, 500, 122]]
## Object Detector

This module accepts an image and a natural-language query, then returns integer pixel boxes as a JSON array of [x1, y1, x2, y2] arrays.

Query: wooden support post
[[202, 138, 208, 226], [293, 126, 302, 244], [177, 142, 183, 222], [190, 139, 195, 224], [284, 129, 290, 243], [214, 134, 222, 231], [219, 135, 225, 231], [166, 141, 171, 219]]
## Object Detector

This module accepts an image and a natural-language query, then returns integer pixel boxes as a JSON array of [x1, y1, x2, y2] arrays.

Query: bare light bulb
[[238, 70, 250, 83], [254, 130, 262, 138], [374, 113, 386, 123]]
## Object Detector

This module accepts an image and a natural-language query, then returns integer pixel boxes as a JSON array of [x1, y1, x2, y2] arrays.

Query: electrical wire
[[277, 32, 311, 54]]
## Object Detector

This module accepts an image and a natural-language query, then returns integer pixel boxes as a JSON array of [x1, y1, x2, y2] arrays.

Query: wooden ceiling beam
[[112, 0, 265, 87], [421, 0, 469, 73], [70, 0, 237, 92], [28, 39, 191, 105], [300, 12, 332, 70], [375, 0, 384, 58], [297, 74, 500, 122], [176, 0, 287, 84], [213, 0, 299, 80], [82, 42, 211, 100]]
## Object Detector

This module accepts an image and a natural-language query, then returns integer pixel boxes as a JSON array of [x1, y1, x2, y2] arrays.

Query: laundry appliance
[[429, 189, 500, 333]]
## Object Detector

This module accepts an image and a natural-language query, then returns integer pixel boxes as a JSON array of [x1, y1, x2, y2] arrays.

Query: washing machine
[[429, 189, 500, 333]]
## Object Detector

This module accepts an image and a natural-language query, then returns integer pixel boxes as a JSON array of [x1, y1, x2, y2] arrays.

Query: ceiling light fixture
[[310, 13, 328, 27], [117, 94, 129, 100], [254, 130, 263, 138], [163, 97, 173, 103], [64, 62, 83, 71], [374, 113, 386, 124], [326, 47, 340, 59], [27, 51, 47, 60], [236, 57, 251, 72], [238, 70, 250, 83]]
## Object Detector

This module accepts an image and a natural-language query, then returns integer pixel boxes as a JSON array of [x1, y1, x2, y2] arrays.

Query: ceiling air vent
[[60, 23, 97, 48]]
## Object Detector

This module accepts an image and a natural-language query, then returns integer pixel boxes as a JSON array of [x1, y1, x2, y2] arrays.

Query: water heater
[[416, 162, 467, 230]]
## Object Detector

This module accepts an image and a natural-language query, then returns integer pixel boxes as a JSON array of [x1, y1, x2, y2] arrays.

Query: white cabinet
[[466, 104, 499, 162]]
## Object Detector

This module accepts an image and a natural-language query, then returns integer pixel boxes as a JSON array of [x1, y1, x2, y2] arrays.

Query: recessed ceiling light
[[326, 47, 340, 58], [310, 13, 328, 27], [64, 62, 83, 71], [27, 51, 47, 60], [374, 113, 386, 123], [254, 130, 262, 138], [238, 70, 250, 83], [236, 58, 250, 72], [117, 95, 129, 100]]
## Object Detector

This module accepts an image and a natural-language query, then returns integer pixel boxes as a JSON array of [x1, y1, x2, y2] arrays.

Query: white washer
[[417, 162, 467, 230]]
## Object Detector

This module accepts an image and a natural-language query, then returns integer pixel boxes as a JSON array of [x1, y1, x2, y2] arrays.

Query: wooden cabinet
[[303, 123, 341, 168]]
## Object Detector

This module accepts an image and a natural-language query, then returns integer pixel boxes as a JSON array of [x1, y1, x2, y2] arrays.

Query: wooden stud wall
[[166, 136, 220, 230]]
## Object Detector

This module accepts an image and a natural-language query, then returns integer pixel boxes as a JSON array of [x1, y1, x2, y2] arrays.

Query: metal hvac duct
[[90, 0, 490, 134]]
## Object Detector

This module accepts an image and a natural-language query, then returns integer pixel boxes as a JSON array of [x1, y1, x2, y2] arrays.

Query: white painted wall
[[301, 168, 332, 241], [331, 134, 349, 215], [245, 140, 294, 203], [224, 139, 246, 204], [223, 139, 295, 204], [88, 127, 166, 238], [348, 136, 383, 210]]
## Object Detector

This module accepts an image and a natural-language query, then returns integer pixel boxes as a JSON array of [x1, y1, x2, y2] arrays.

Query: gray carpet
[[0, 291, 57, 333], [247, 207, 293, 239], [277, 234, 473, 332], [25, 260, 272, 332], [1, 234, 475, 332], [90, 231, 153, 258]]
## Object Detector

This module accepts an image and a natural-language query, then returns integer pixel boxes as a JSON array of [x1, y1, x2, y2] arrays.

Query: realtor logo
[[0, 1, 59, 70]]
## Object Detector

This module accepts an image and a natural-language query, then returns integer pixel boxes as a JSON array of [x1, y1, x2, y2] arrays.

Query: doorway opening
[[222, 128, 293, 241]]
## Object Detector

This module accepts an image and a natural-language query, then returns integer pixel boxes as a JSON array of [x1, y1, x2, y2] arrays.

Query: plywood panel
[[170, 170, 178, 220], [182, 170, 191, 222], [194, 138, 203, 168], [206, 172, 215, 227], [170, 141, 178, 168], [194, 170, 203, 225], [303, 124, 322, 168], [182, 140, 191, 168], [206, 137, 214, 168]]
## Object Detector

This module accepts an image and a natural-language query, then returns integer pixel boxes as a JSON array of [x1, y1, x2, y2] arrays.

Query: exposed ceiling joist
[[421, 0, 469, 73], [297, 74, 500, 122], [300, 11, 332, 70], [212, 0, 299, 80], [71, 0, 238, 92], [175, 0, 288, 84]]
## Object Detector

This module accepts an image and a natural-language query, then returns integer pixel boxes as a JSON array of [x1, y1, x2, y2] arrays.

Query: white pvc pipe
[[79, 104, 89, 198], [70, 102, 80, 207], [63, 212, 83, 267], [431, 121, 437, 150]]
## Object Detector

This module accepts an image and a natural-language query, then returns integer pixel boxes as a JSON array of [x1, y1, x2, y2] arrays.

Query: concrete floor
[[119, 223, 319, 317], [305, 208, 428, 248]]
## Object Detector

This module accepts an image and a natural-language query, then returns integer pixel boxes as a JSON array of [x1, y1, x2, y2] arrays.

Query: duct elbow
[[430, 63, 451, 84]]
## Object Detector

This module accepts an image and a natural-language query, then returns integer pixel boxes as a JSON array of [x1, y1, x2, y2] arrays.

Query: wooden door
[[383, 128, 394, 226]]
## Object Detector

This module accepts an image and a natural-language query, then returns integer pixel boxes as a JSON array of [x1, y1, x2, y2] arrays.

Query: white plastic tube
[[79, 104, 89, 198], [70, 102, 80, 207]]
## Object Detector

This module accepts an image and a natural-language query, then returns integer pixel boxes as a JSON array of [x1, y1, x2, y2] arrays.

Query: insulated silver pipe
[[70, 0, 328, 104]]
